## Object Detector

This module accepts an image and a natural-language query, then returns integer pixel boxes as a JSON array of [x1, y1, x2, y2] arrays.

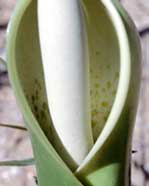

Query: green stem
[[0, 158, 35, 167], [0, 123, 27, 131]]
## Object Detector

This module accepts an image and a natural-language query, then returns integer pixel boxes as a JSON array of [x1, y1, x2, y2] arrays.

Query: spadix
[[38, 0, 93, 167]]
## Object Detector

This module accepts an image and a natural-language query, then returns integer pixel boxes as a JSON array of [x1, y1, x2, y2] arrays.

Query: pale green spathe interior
[[14, 0, 119, 164], [15, 1, 53, 142], [82, 0, 120, 140]]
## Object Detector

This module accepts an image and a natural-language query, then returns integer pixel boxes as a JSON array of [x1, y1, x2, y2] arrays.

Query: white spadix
[[38, 0, 93, 166]]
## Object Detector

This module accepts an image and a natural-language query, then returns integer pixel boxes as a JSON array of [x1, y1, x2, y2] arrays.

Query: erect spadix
[[38, 0, 93, 167]]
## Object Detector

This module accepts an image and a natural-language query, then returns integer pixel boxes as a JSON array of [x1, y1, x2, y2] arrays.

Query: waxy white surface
[[38, 0, 93, 166]]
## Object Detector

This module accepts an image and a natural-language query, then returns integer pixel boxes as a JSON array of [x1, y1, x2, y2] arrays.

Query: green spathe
[[7, 0, 141, 186]]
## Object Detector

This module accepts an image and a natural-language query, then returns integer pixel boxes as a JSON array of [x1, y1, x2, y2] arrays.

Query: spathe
[[7, 0, 141, 186]]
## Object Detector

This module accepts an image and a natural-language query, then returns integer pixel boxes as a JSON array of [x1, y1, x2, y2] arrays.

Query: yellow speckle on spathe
[[101, 101, 108, 108], [95, 83, 100, 88]]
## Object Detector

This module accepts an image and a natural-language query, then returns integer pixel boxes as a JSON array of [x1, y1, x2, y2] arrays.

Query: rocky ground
[[0, 0, 149, 186]]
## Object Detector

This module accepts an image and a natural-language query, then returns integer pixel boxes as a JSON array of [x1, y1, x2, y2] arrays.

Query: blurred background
[[0, 0, 149, 186]]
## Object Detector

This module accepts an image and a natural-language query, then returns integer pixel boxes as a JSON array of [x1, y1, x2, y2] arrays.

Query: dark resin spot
[[36, 113, 40, 119], [34, 105, 38, 112], [35, 79, 42, 89], [31, 95, 35, 102], [40, 110, 46, 119], [42, 102, 48, 111], [35, 90, 39, 97]]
